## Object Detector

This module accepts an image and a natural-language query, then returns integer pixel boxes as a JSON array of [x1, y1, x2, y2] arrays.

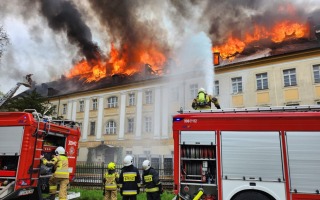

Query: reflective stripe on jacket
[[104, 172, 119, 190]]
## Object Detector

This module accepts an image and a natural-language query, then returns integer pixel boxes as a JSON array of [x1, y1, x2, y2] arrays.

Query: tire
[[233, 191, 271, 200]]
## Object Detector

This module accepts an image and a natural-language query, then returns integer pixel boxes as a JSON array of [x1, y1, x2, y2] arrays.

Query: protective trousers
[[49, 176, 69, 200], [104, 190, 117, 200]]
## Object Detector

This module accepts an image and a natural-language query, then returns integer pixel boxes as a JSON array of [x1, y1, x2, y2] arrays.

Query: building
[[39, 36, 320, 169]]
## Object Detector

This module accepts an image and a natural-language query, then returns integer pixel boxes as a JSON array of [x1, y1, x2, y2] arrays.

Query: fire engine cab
[[173, 106, 320, 200], [0, 110, 81, 200]]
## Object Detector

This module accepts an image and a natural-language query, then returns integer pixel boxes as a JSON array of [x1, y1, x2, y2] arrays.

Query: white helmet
[[198, 88, 206, 93], [142, 160, 151, 170], [123, 155, 133, 166], [55, 146, 65, 155]]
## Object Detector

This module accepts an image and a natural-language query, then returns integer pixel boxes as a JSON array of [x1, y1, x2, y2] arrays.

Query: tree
[[0, 26, 9, 59], [1, 89, 55, 115]]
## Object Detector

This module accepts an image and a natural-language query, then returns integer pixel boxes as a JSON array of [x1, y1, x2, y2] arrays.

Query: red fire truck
[[173, 106, 320, 200], [0, 110, 81, 200]]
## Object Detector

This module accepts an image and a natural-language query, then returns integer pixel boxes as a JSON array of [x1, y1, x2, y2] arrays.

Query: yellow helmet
[[107, 162, 116, 170]]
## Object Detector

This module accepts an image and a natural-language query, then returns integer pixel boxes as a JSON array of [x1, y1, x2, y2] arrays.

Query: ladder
[[179, 105, 320, 114]]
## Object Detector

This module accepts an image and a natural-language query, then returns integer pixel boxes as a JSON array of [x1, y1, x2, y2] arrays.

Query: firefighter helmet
[[55, 146, 65, 155], [198, 88, 206, 93], [142, 160, 151, 170], [107, 162, 116, 170], [123, 155, 133, 166]]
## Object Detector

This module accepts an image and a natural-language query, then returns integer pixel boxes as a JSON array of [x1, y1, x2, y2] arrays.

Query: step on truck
[[173, 106, 320, 200], [0, 110, 81, 200]]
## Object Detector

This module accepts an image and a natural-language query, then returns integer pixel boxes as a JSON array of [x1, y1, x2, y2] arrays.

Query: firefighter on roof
[[41, 146, 69, 200], [119, 155, 141, 200], [103, 162, 120, 200], [192, 87, 221, 110], [142, 160, 163, 200]]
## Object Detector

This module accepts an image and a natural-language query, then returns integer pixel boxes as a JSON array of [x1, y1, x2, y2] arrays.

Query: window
[[92, 99, 98, 110], [107, 96, 118, 108], [79, 100, 84, 112], [214, 80, 219, 95], [283, 68, 297, 87], [106, 121, 117, 134], [256, 73, 268, 90], [145, 116, 152, 133], [128, 93, 135, 106], [164, 157, 173, 175], [232, 77, 243, 93], [151, 157, 160, 170], [190, 84, 198, 98], [90, 121, 95, 136], [62, 104, 67, 114], [127, 118, 134, 133], [313, 64, 320, 83], [145, 90, 153, 104], [78, 122, 82, 131]]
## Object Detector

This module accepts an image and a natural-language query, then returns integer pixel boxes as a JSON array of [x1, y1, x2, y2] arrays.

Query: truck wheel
[[233, 191, 271, 200]]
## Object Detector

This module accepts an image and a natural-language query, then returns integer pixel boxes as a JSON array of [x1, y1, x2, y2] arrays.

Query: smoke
[[0, 0, 320, 93]]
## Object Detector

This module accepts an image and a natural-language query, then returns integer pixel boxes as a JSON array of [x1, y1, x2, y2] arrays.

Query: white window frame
[[313, 64, 320, 83], [79, 100, 84, 112], [127, 118, 134, 133], [92, 99, 98, 110], [106, 121, 117, 135], [107, 96, 118, 108], [62, 104, 67, 115], [129, 93, 135, 106], [145, 116, 152, 133], [232, 77, 243, 93], [90, 121, 95, 136], [283, 68, 297, 87], [190, 84, 198, 98], [256, 73, 268, 90], [145, 90, 153, 104], [214, 80, 219, 95]]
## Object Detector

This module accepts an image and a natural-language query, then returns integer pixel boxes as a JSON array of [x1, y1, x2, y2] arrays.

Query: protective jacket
[[142, 167, 162, 193], [42, 155, 69, 179], [104, 170, 119, 190], [119, 165, 141, 195], [192, 93, 221, 110]]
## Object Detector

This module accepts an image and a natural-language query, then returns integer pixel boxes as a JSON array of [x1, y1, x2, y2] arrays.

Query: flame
[[213, 20, 309, 60], [66, 43, 166, 82]]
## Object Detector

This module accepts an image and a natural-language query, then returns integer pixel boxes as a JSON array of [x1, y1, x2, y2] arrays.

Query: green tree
[[0, 26, 9, 59], [1, 89, 55, 115]]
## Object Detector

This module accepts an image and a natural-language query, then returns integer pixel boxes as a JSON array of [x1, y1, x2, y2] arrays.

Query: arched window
[[106, 120, 117, 134]]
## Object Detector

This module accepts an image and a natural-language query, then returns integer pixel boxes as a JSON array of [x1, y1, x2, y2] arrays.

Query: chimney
[[213, 52, 220, 66]]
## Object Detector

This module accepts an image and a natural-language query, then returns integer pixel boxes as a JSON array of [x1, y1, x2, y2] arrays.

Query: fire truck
[[0, 110, 81, 200], [0, 75, 81, 199], [173, 106, 320, 200]]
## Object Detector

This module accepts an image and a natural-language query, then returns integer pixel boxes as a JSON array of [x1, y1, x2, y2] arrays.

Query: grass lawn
[[69, 189, 176, 200]]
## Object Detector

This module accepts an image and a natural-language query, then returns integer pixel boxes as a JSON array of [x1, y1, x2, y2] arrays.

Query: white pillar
[[71, 100, 77, 121], [96, 96, 104, 140], [67, 100, 72, 120], [135, 90, 143, 139], [82, 98, 90, 141], [153, 87, 161, 139], [119, 92, 126, 139], [161, 87, 169, 138]]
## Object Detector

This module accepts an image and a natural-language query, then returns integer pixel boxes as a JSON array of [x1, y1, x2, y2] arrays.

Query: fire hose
[[193, 188, 204, 200]]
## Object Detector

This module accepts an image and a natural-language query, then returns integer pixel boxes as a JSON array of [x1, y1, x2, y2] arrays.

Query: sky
[[0, 0, 320, 95]]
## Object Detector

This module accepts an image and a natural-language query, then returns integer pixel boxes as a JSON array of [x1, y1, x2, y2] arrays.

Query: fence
[[71, 162, 174, 190]]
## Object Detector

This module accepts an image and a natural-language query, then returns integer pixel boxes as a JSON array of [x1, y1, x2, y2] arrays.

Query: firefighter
[[119, 155, 141, 200], [103, 162, 119, 200], [192, 88, 221, 110], [40, 146, 69, 200], [142, 160, 163, 200]]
